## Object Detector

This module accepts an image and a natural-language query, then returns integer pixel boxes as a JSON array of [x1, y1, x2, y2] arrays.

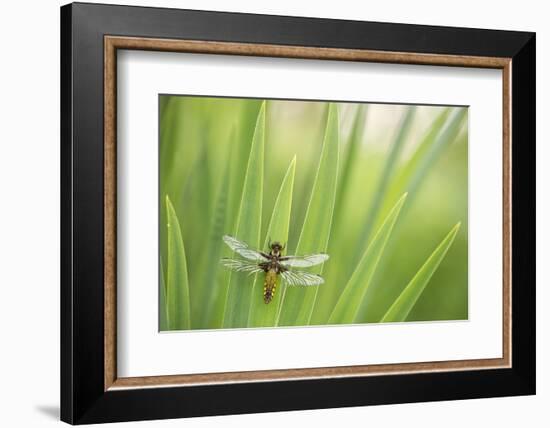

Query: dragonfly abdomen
[[263, 269, 278, 304]]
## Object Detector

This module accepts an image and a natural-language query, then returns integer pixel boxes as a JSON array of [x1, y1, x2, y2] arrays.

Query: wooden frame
[[104, 35, 513, 390], [62, 2, 535, 424]]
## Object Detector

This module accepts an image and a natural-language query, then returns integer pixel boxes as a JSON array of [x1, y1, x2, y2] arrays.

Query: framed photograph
[[60, 2, 535, 424]]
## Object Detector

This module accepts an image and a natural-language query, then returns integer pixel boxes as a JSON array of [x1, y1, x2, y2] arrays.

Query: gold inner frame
[[104, 35, 512, 391]]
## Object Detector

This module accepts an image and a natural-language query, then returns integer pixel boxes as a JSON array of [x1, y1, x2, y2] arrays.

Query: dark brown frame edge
[[104, 36, 512, 391], [61, 2, 536, 424]]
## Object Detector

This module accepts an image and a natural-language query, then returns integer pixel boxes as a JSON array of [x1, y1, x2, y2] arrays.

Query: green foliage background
[[159, 96, 468, 331]]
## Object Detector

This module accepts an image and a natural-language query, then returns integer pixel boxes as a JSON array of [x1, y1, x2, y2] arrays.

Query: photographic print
[[159, 96, 468, 331]]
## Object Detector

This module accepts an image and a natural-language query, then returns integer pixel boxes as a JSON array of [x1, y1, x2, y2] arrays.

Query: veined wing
[[222, 235, 265, 261], [281, 270, 324, 286], [220, 258, 263, 275], [280, 253, 329, 268]]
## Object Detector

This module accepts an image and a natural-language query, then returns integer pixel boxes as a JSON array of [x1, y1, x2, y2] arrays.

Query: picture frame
[[60, 2, 535, 424]]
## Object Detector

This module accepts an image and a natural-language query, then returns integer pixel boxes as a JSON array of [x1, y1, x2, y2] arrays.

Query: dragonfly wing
[[281, 269, 324, 286], [281, 253, 329, 268], [220, 258, 263, 275], [222, 235, 265, 261]]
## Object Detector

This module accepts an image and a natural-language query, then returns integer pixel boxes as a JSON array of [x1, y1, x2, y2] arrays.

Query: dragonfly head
[[270, 241, 284, 256]]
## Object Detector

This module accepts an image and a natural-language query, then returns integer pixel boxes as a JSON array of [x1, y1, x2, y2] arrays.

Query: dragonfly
[[220, 235, 329, 304]]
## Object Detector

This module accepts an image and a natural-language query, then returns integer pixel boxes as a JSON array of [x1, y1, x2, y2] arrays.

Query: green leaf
[[222, 102, 265, 328], [384, 108, 467, 217], [225, 103, 263, 242], [328, 193, 408, 324], [381, 222, 461, 323], [195, 161, 231, 328], [248, 156, 296, 327], [206, 131, 241, 329], [165, 195, 191, 330], [312, 104, 368, 323], [352, 108, 467, 324], [354, 107, 416, 260], [183, 145, 212, 327], [334, 104, 368, 222], [386, 109, 451, 198], [277, 104, 340, 326], [159, 258, 168, 331]]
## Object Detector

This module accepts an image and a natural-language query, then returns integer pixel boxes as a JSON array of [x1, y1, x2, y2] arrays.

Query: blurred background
[[160, 95, 468, 329]]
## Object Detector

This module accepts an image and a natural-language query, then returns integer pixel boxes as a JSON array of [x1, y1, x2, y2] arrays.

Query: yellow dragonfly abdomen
[[263, 269, 278, 304]]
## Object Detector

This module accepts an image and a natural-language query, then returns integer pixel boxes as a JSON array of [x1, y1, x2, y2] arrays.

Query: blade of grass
[[312, 104, 368, 323], [386, 109, 451, 199], [354, 108, 467, 324], [353, 107, 416, 263], [383, 108, 466, 218], [277, 104, 340, 326], [159, 258, 168, 331], [333, 104, 368, 227], [225, 103, 263, 237], [381, 222, 461, 322], [222, 102, 265, 328], [165, 195, 191, 330], [181, 144, 211, 327], [206, 130, 238, 329], [328, 193, 407, 324], [195, 161, 230, 328], [248, 156, 296, 327]]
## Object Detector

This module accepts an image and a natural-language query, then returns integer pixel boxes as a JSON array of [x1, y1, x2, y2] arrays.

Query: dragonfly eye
[[271, 242, 282, 252]]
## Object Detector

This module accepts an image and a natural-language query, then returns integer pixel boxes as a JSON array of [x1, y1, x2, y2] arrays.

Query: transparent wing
[[281, 270, 324, 286], [281, 253, 329, 268], [222, 235, 265, 261], [220, 258, 263, 275]]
